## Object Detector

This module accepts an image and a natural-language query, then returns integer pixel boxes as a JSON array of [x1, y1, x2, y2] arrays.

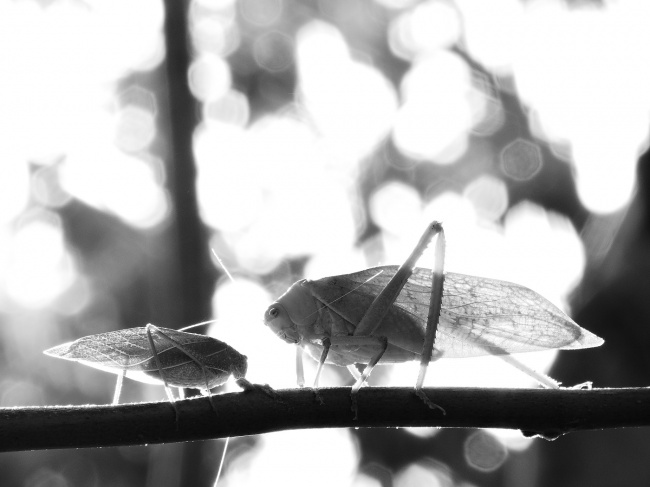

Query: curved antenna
[[178, 319, 219, 332]]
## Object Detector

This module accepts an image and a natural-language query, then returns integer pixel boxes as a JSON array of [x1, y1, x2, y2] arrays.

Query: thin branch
[[2, 387, 649, 452]]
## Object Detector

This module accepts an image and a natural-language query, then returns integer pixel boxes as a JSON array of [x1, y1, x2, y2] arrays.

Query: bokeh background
[[1, 0, 650, 485]]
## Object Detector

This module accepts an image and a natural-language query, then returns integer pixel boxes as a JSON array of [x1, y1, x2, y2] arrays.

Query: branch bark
[[2, 387, 649, 452]]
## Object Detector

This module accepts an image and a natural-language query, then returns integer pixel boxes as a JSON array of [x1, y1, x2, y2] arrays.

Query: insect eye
[[268, 307, 279, 318]]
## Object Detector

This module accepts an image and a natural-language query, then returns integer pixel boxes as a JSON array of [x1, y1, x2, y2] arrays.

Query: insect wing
[[44, 327, 247, 390], [436, 272, 603, 357], [44, 328, 164, 370], [309, 266, 603, 359]]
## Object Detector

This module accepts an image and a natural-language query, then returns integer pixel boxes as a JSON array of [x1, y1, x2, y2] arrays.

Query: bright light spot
[[114, 105, 157, 153], [194, 124, 260, 233], [401, 50, 470, 109], [388, 14, 413, 61], [472, 96, 505, 136], [253, 30, 294, 72], [500, 138, 543, 181], [210, 278, 299, 387], [572, 134, 640, 214], [118, 85, 158, 115], [463, 430, 508, 472], [409, 1, 461, 50], [369, 183, 429, 264], [194, 0, 236, 11], [1, 213, 77, 308], [188, 54, 232, 102], [388, 0, 461, 59], [394, 461, 452, 487], [463, 175, 508, 222], [0, 1, 163, 165], [393, 51, 473, 163], [86, 0, 165, 72], [100, 159, 168, 228], [195, 115, 359, 273], [503, 201, 584, 310], [31, 165, 71, 209], [403, 427, 441, 439], [369, 181, 423, 237], [393, 103, 469, 163], [455, 0, 522, 73], [303, 246, 368, 281], [221, 429, 358, 487], [203, 90, 250, 127], [192, 17, 228, 55], [512, 2, 650, 212], [484, 427, 534, 452], [239, 0, 283, 26], [61, 146, 168, 228], [192, 8, 241, 57], [296, 21, 398, 158], [0, 0, 167, 227], [221, 222, 287, 275], [422, 191, 503, 275]]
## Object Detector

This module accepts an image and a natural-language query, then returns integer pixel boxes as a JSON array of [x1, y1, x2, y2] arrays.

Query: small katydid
[[264, 221, 604, 415], [44, 322, 260, 417]]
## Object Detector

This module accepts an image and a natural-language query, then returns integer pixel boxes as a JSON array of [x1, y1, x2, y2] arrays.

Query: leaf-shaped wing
[[312, 266, 603, 359], [44, 327, 247, 389], [437, 271, 602, 357]]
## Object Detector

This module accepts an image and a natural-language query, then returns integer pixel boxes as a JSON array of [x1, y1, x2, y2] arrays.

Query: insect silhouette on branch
[[44, 323, 269, 420], [264, 221, 604, 417]]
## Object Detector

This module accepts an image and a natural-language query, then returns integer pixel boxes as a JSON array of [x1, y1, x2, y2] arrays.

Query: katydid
[[44, 323, 260, 417], [264, 221, 604, 414]]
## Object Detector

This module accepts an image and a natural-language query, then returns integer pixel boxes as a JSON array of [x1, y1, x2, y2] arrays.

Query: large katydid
[[264, 221, 604, 414]]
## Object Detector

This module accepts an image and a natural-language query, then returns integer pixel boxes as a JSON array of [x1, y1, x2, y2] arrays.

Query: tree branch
[[2, 387, 649, 452]]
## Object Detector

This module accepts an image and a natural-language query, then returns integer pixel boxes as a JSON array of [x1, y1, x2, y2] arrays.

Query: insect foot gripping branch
[[44, 324, 268, 422], [263, 221, 604, 419]]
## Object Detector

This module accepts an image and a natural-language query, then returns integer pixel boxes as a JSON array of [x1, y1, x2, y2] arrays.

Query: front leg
[[296, 345, 305, 387], [313, 337, 331, 387], [326, 335, 389, 419]]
